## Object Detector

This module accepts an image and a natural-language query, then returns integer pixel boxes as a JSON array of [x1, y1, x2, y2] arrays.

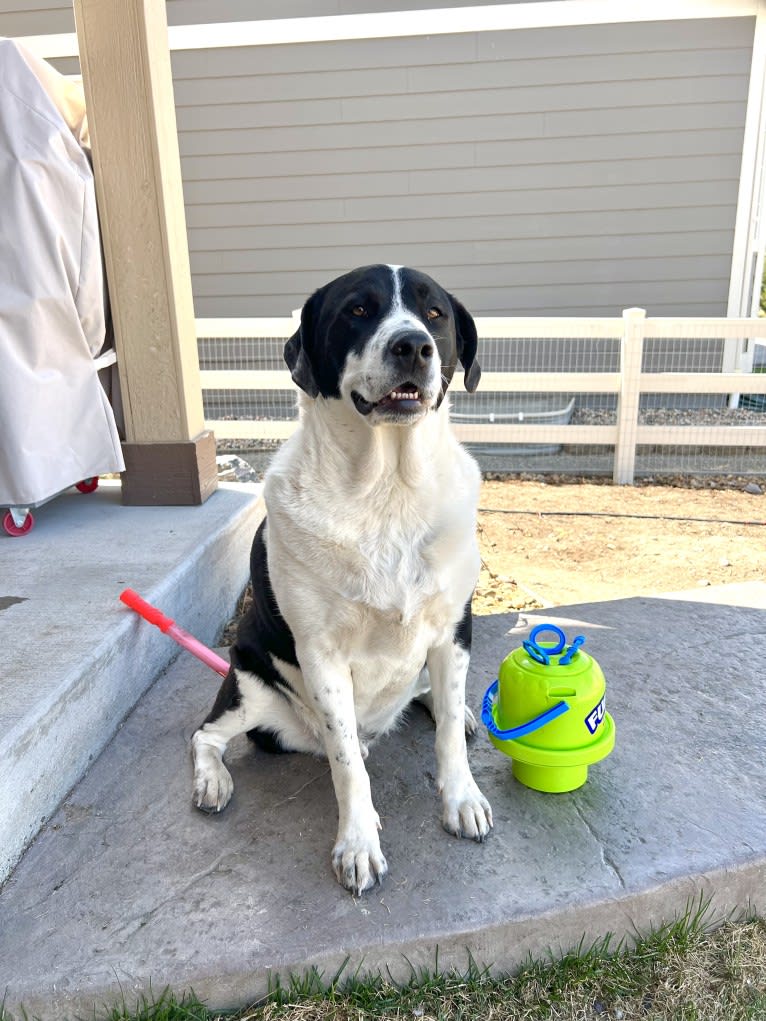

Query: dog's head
[[285, 265, 480, 425]]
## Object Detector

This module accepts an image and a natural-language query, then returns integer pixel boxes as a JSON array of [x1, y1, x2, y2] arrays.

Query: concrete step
[[0, 480, 264, 885], [1, 588, 764, 1020]]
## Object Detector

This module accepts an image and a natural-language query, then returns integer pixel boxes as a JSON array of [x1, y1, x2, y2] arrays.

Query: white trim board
[[728, 8, 766, 321], [723, 6, 766, 398], [17, 0, 764, 58]]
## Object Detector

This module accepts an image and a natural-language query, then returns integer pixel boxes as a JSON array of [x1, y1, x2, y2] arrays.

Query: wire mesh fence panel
[[641, 335, 727, 410], [637, 333, 766, 477], [198, 335, 286, 371], [197, 316, 766, 480], [742, 339, 766, 412], [202, 388, 296, 422], [478, 336, 620, 374], [634, 445, 766, 477], [456, 335, 619, 472], [198, 332, 296, 448]]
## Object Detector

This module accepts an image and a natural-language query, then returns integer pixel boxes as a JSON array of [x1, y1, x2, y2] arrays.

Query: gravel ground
[[217, 406, 766, 483], [572, 406, 765, 426]]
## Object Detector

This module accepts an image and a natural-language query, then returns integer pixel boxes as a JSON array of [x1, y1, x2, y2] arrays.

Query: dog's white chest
[[327, 532, 473, 729], [341, 591, 451, 733], [264, 414, 480, 736], [354, 527, 439, 620]]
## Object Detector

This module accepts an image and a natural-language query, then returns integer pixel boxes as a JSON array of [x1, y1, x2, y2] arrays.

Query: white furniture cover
[[0, 39, 123, 509]]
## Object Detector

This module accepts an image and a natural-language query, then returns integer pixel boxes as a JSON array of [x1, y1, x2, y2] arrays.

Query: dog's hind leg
[[192, 664, 320, 813]]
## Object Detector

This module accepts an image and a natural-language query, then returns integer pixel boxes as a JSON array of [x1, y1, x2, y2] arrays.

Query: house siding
[[171, 16, 754, 316], [0, 0, 536, 36], [1, 4, 755, 318], [166, 0, 564, 23], [0, 2, 73, 37]]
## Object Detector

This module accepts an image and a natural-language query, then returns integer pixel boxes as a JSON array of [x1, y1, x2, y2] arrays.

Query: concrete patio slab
[[0, 481, 263, 885], [0, 593, 763, 1020], [647, 579, 766, 609]]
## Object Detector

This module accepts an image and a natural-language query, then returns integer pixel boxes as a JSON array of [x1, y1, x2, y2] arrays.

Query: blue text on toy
[[585, 697, 606, 735]]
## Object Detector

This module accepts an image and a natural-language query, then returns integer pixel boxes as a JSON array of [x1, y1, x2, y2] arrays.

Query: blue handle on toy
[[481, 679, 570, 741], [559, 634, 585, 666], [523, 624, 585, 666]]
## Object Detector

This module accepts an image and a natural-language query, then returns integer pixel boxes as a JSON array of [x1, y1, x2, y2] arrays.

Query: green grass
[[251, 905, 766, 1021], [11, 901, 762, 1021]]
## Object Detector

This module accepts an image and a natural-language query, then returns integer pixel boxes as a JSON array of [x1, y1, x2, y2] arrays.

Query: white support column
[[73, 0, 217, 505], [613, 308, 646, 485]]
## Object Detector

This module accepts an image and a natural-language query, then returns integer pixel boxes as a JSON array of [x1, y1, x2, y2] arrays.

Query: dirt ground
[[475, 478, 766, 612], [223, 468, 766, 639]]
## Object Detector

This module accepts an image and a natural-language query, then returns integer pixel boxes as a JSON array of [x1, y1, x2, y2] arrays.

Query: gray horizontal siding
[[166, 0, 555, 26], [0, 0, 578, 37], [0, 0, 559, 35], [175, 16, 754, 316], [182, 128, 744, 180], [183, 152, 740, 202], [190, 231, 734, 274], [176, 77, 748, 133], [0, 4, 755, 318], [187, 205, 736, 248], [170, 17, 753, 76], [186, 182, 739, 228], [192, 254, 731, 296], [0, 2, 73, 36], [178, 103, 744, 157], [174, 50, 752, 106]]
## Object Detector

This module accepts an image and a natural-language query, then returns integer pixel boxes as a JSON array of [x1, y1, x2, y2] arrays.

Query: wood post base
[[120, 431, 218, 506]]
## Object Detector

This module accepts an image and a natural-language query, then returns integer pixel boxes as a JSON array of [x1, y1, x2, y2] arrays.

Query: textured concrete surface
[[1, 592, 764, 1020], [0, 481, 263, 884], [649, 580, 766, 609]]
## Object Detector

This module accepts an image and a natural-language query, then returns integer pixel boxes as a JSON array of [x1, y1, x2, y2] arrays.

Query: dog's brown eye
[[351, 305, 367, 317], [426, 307, 442, 320]]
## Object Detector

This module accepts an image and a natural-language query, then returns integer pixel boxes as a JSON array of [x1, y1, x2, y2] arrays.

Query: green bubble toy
[[481, 623, 615, 793]]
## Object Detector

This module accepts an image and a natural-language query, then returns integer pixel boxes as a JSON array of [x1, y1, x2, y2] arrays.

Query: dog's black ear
[[284, 290, 323, 398], [449, 293, 481, 392]]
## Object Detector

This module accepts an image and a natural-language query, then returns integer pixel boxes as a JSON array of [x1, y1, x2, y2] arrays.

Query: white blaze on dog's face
[[285, 264, 481, 424]]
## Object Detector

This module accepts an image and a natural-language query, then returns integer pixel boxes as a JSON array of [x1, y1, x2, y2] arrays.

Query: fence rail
[[198, 308, 766, 484]]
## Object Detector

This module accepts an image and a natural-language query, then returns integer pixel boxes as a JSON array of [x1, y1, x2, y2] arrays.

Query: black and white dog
[[192, 265, 493, 895]]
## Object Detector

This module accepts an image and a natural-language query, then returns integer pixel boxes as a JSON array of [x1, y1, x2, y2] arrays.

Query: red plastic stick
[[119, 588, 229, 677]]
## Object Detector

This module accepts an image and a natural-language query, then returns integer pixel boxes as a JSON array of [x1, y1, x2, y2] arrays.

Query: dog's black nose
[[387, 331, 434, 371]]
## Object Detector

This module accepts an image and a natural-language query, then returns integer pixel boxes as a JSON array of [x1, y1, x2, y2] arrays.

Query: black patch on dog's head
[[284, 265, 481, 401], [451, 293, 482, 394], [285, 265, 394, 399]]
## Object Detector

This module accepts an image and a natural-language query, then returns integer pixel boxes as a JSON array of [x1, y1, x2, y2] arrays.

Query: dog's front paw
[[193, 761, 234, 814], [332, 816, 388, 895], [440, 777, 493, 842]]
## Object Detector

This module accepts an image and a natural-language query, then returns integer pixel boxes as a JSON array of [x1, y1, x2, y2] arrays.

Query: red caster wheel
[[3, 510, 34, 536], [75, 477, 99, 494]]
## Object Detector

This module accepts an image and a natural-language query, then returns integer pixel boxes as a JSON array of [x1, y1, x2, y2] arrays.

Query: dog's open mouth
[[351, 382, 426, 418]]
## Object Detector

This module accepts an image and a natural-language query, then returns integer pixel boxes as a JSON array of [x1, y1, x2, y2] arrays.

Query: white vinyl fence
[[198, 309, 766, 484]]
